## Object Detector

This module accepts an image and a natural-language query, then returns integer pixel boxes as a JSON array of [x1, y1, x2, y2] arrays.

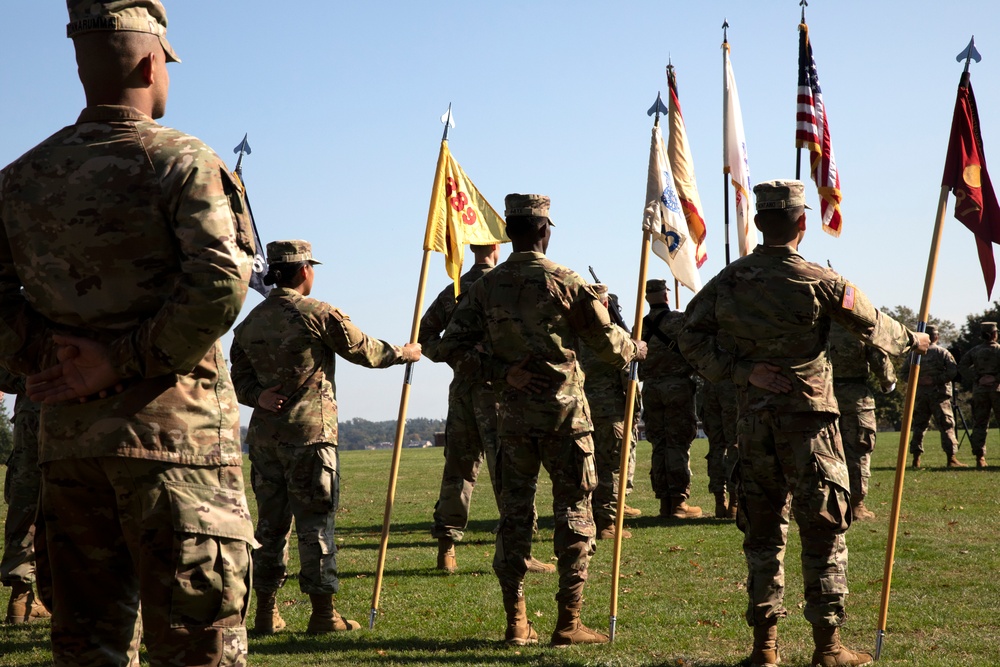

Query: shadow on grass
[[0, 626, 51, 667]]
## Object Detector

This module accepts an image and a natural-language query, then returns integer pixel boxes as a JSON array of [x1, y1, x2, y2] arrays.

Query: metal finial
[[800, 0, 808, 23], [647, 92, 668, 121], [957, 36, 982, 74], [440, 103, 456, 141], [232, 133, 251, 177], [722, 18, 729, 43]]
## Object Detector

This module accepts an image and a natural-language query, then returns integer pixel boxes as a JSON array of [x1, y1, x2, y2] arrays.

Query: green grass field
[[2, 435, 998, 666]]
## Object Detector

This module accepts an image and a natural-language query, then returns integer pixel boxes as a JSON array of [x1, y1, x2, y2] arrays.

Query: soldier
[[679, 180, 928, 667], [0, 378, 49, 624], [699, 376, 740, 519], [231, 240, 420, 634], [436, 194, 645, 647], [579, 284, 641, 540], [0, 2, 259, 664], [829, 322, 896, 521], [640, 279, 701, 519], [421, 244, 553, 575], [958, 321, 1000, 468], [901, 325, 962, 468]]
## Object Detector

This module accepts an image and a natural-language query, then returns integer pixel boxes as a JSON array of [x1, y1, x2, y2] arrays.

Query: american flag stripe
[[796, 23, 842, 237]]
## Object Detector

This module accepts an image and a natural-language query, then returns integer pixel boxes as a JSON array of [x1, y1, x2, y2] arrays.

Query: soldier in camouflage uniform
[[958, 321, 1000, 468], [421, 244, 553, 575], [0, 375, 50, 624], [231, 240, 420, 634], [699, 376, 740, 519], [437, 194, 644, 647], [900, 325, 962, 469], [829, 322, 896, 521], [579, 284, 640, 540], [679, 180, 928, 667], [0, 3, 259, 664], [640, 279, 702, 519]]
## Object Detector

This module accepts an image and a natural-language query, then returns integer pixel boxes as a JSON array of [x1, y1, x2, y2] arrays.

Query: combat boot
[[946, 454, 968, 468], [437, 537, 457, 573], [622, 504, 642, 518], [911, 453, 921, 469], [977, 455, 988, 468], [526, 556, 556, 574], [306, 594, 360, 634], [658, 497, 672, 517], [714, 491, 728, 518], [810, 626, 873, 667], [252, 590, 285, 634], [550, 599, 609, 647], [503, 596, 538, 646], [667, 496, 703, 520], [749, 621, 780, 667], [727, 496, 739, 520], [851, 501, 876, 522], [597, 524, 632, 540], [5, 581, 50, 624]]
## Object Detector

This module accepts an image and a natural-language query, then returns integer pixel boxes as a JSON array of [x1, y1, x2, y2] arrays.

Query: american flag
[[796, 23, 842, 237]]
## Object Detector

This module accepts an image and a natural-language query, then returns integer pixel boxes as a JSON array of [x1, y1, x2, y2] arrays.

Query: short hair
[[755, 206, 804, 237], [504, 214, 548, 237], [263, 261, 309, 288]]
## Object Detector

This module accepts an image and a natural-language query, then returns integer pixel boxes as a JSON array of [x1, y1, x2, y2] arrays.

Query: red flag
[[796, 23, 842, 237], [942, 72, 1000, 298]]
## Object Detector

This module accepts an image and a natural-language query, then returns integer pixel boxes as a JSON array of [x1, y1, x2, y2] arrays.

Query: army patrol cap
[[67, 0, 181, 63], [753, 179, 812, 211], [266, 240, 322, 265], [925, 325, 938, 338], [504, 193, 554, 226], [645, 278, 670, 295], [981, 321, 997, 334]]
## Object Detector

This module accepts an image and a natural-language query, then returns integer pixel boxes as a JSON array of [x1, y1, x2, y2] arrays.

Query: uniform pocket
[[566, 436, 598, 538], [807, 452, 851, 533], [164, 481, 256, 628]]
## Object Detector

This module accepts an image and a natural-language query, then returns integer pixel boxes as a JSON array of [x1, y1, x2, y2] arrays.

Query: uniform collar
[[507, 251, 546, 262], [754, 244, 800, 257], [77, 105, 154, 124]]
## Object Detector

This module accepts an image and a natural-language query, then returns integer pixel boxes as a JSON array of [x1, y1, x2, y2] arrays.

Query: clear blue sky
[[3, 1, 1000, 422]]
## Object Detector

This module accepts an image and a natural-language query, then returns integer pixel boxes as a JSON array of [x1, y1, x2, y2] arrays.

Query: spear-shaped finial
[[647, 92, 668, 124], [957, 36, 982, 75], [440, 103, 456, 142], [800, 0, 808, 24], [722, 18, 729, 44], [233, 133, 251, 178]]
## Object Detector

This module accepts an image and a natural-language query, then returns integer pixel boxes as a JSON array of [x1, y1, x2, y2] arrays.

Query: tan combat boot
[[714, 491, 728, 518], [810, 626, 873, 667], [667, 496, 703, 520], [749, 621, 780, 667], [504, 596, 538, 646], [306, 594, 360, 634], [597, 524, 632, 540], [437, 537, 457, 574], [5, 581, 50, 624], [252, 590, 285, 634], [526, 556, 556, 574], [851, 501, 876, 521], [622, 504, 642, 518], [658, 497, 672, 517], [550, 600, 609, 647], [911, 453, 921, 469], [947, 454, 968, 468]]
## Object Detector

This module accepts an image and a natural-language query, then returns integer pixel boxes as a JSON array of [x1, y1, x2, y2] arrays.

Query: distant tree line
[[239, 417, 447, 451]]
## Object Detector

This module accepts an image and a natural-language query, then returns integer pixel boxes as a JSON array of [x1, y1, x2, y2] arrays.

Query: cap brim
[[160, 36, 181, 63]]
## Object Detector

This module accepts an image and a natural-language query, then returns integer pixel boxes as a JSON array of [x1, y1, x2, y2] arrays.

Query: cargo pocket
[[306, 445, 339, 514], [566, 436, 598, 539], [806, 453, 851, 533], [165, 481, 256, 628]]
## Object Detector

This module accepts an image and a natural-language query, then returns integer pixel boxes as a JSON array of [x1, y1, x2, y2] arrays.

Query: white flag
[[723, 43, 757, 256], [643, 124, 702, 293]]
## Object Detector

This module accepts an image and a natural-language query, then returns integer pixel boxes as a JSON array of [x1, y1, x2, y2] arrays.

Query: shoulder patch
[[330, 307, 348, 322], [842, 284, 856, 311]]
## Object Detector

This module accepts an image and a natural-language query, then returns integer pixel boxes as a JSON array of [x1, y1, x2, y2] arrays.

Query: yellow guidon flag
[[423, 140, 508, 294]]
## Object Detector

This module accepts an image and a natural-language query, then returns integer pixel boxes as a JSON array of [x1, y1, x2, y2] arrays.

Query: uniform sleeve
[[436, 284, 496, 379], [0, 367, 25, 394], [229, 335, 263, 408], [677, 277, 752, 385], [321, 307, 403, 369], [417, 285, 454, 363], [822, 278, 915, 358], [568, 284, 638, 369], [866, 345, 896, 387], [107, 157, 253, 378], [943, 349, 959, 382], [958, 348, 976, 385]]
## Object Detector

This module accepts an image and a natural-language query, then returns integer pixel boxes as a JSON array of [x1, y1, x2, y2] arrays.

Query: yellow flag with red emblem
[[423, 140, 508, 294]]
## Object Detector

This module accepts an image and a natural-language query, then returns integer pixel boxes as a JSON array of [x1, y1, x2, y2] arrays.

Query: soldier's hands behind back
[[27, 334, 124, 404], [748, 362, 792, 394], [506, 357, 549, 394], [258, 384, 287, 412]]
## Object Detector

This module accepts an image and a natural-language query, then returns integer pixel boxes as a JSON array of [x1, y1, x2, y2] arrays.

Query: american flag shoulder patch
[[842, 284, 856, 310]]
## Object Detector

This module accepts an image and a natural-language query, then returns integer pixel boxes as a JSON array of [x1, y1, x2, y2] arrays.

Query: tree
[[0, 401, 13, 465]]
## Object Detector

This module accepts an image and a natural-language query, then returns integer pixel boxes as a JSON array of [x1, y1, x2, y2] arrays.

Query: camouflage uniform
[[232, 284, 405, 597], [0, 378, 41, 589], [578, 336, 636, 532], [699, 377, 739, 497], [958, 334, 1000, 462], [640, 303, 698, 502], [421, 263, 501, 543], [679, 244, 916, 629], [900, 342, 959, 459], [828, 322, 896, 506], [0, 26, 257, 665], [436, 250, 638, 611]]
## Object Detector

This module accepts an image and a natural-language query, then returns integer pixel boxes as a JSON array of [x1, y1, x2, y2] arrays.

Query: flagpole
[[609, 227, 652, 642], [674, 278, 680, 309], [796, 1, 807, 180], [722, 21, 732, 266], [874, 185, 947, 659]]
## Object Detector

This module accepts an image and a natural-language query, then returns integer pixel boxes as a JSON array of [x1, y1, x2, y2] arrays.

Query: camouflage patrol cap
[[645, 278, 670, 294], [266, 240, 322, 265], [925, 324, 938, 338], [753, 179, 812, 211], [504, 193, 554, 226], [66, 1, 181, 63], [982, 321, 997, 334]]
